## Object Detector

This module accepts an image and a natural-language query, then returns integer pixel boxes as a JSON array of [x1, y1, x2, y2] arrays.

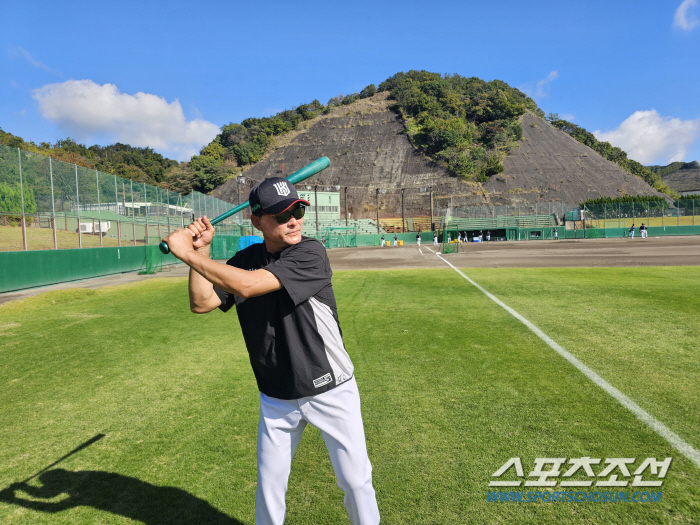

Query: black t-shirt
[[214, 237, 354, 400]]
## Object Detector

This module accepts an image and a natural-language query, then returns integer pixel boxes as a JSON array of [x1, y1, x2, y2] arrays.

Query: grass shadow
[[0, 468, 245, 524]]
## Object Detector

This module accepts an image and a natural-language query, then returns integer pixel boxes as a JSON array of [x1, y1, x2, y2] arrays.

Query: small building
[[297, 191, 340, 221]]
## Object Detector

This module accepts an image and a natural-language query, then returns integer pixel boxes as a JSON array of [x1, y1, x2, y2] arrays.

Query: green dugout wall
[[0, 246, 180, 293]]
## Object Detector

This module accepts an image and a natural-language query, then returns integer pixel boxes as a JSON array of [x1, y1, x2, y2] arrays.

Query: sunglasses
[[274, 206, 305, 224]]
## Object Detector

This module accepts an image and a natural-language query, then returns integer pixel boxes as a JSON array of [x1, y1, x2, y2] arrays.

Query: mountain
[[654, 161, 700, 195], [211, 92, 662, 218]]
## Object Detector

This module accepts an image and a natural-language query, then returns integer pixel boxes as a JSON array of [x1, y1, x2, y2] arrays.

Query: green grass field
[[0, 225, 121, 251], [1, 267, 699, 524]]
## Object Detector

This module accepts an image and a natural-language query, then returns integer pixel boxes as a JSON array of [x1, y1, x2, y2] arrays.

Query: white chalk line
[[434, 252, 700, 471]]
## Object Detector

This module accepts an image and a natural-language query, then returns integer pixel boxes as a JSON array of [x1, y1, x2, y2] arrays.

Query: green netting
[[318, 226, 357, 248], [585, 228, 599, 239], [210, 235, 242, 259], [0, 143, 244, 252], [139, 244, 163, 274], [441, 242, 458, 254]]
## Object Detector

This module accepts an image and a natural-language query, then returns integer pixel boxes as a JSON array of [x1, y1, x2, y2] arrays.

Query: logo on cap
[[273, 182, 290, 197]]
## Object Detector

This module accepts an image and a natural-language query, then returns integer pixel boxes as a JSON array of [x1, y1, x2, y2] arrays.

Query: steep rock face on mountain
[[488, 113, 662, 205], [212, 93, 662, 218], [662, 168, 700, 194]]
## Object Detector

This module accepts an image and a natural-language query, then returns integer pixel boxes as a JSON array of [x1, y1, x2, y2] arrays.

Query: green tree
[[0, 183, 36, 223], [360, 84, 377, 98]]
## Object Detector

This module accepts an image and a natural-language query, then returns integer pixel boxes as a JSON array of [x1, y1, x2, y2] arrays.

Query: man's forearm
[[184, 249, 282, 301], [188, 247, 217, 309]]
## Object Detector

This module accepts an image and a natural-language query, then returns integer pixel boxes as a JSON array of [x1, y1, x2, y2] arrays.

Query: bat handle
[[159, 241, 170, 254]]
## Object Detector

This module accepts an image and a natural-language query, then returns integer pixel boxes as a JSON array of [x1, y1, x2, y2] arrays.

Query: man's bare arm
[[187, 244, 222, 314], [184, 249, 282, 311], [165, 217, 283, 313]]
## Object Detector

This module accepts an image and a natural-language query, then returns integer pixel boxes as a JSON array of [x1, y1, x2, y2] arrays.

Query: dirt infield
[[327, 236, 700, 271], [2, 236, 698, 305]]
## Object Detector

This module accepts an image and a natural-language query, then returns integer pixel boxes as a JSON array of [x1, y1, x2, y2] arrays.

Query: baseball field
[[1, 237, 699, 524]]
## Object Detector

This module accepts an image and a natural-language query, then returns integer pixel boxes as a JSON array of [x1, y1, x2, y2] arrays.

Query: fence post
[[17, 148, 28, 251], [236, 178, 241, 225], [75, 164, 82, 248], [604, 204, 607, 230], [114, 175, 121, 247], [96, 169, 103, 247], [131, 180, 136, 246], [144, 184, 149, 243], [49, 157, 57, 250], [166, 188, 171, 235], [156, 187, 161, 239], [345, 186, 348, 227]]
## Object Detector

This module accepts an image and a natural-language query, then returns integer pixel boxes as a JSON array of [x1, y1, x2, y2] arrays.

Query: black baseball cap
[[249, 177, 310, 216]]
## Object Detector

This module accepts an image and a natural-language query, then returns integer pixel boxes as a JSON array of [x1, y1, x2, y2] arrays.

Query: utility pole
[[314, 185, 319, 234], [401, 188, 405, 233], [429, 187, 434, 232], [376, 188, 380, 234]]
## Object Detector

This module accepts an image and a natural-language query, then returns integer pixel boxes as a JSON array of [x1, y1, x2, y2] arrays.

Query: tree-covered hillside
[[648, 160, 699, 177], [379, 71, 539, 181], [191, 71, 539, 184], [193, 70, 674, 196], [0, 128, 178, 188]]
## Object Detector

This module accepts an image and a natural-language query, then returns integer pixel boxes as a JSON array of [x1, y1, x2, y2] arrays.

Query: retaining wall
[[0, 246, 180, 293]]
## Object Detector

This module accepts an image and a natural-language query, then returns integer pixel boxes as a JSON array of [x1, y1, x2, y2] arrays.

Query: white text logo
[[274, 182, 290, 196], [489, 457, 672, 487]]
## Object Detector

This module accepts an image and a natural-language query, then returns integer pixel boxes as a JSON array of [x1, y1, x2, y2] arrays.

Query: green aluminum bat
[[159, 156, 330, 254]]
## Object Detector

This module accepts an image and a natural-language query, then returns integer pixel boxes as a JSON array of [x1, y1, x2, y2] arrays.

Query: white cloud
[[32, 80, 220, 161], [674, 0, 699, 30], [9, 47, 62, 76], [594, 110, 700, 164], [535, 71, 559, 97], [519, 71, 559, 98]]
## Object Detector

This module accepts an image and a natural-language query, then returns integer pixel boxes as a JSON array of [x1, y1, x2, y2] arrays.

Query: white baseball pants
[[255, 377, 380, 525]]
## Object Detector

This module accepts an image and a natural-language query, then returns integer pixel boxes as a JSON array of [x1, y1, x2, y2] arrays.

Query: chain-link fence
[[438, 201, 574, 233], [0, 144, 241, 251], [582, 200, 700, 229]]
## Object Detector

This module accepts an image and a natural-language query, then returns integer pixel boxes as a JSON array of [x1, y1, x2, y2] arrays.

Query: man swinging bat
[[162, 177, 380, 525]]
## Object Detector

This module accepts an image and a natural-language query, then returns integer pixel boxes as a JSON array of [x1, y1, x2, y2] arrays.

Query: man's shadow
[[0, 468, 245, 524]]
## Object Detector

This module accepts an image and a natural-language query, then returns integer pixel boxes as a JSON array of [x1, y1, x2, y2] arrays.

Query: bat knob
[[158, 242, 170, 254]]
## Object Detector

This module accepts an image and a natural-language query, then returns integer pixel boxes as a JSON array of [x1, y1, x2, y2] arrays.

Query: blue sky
[[2, 0, 699, 164]]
